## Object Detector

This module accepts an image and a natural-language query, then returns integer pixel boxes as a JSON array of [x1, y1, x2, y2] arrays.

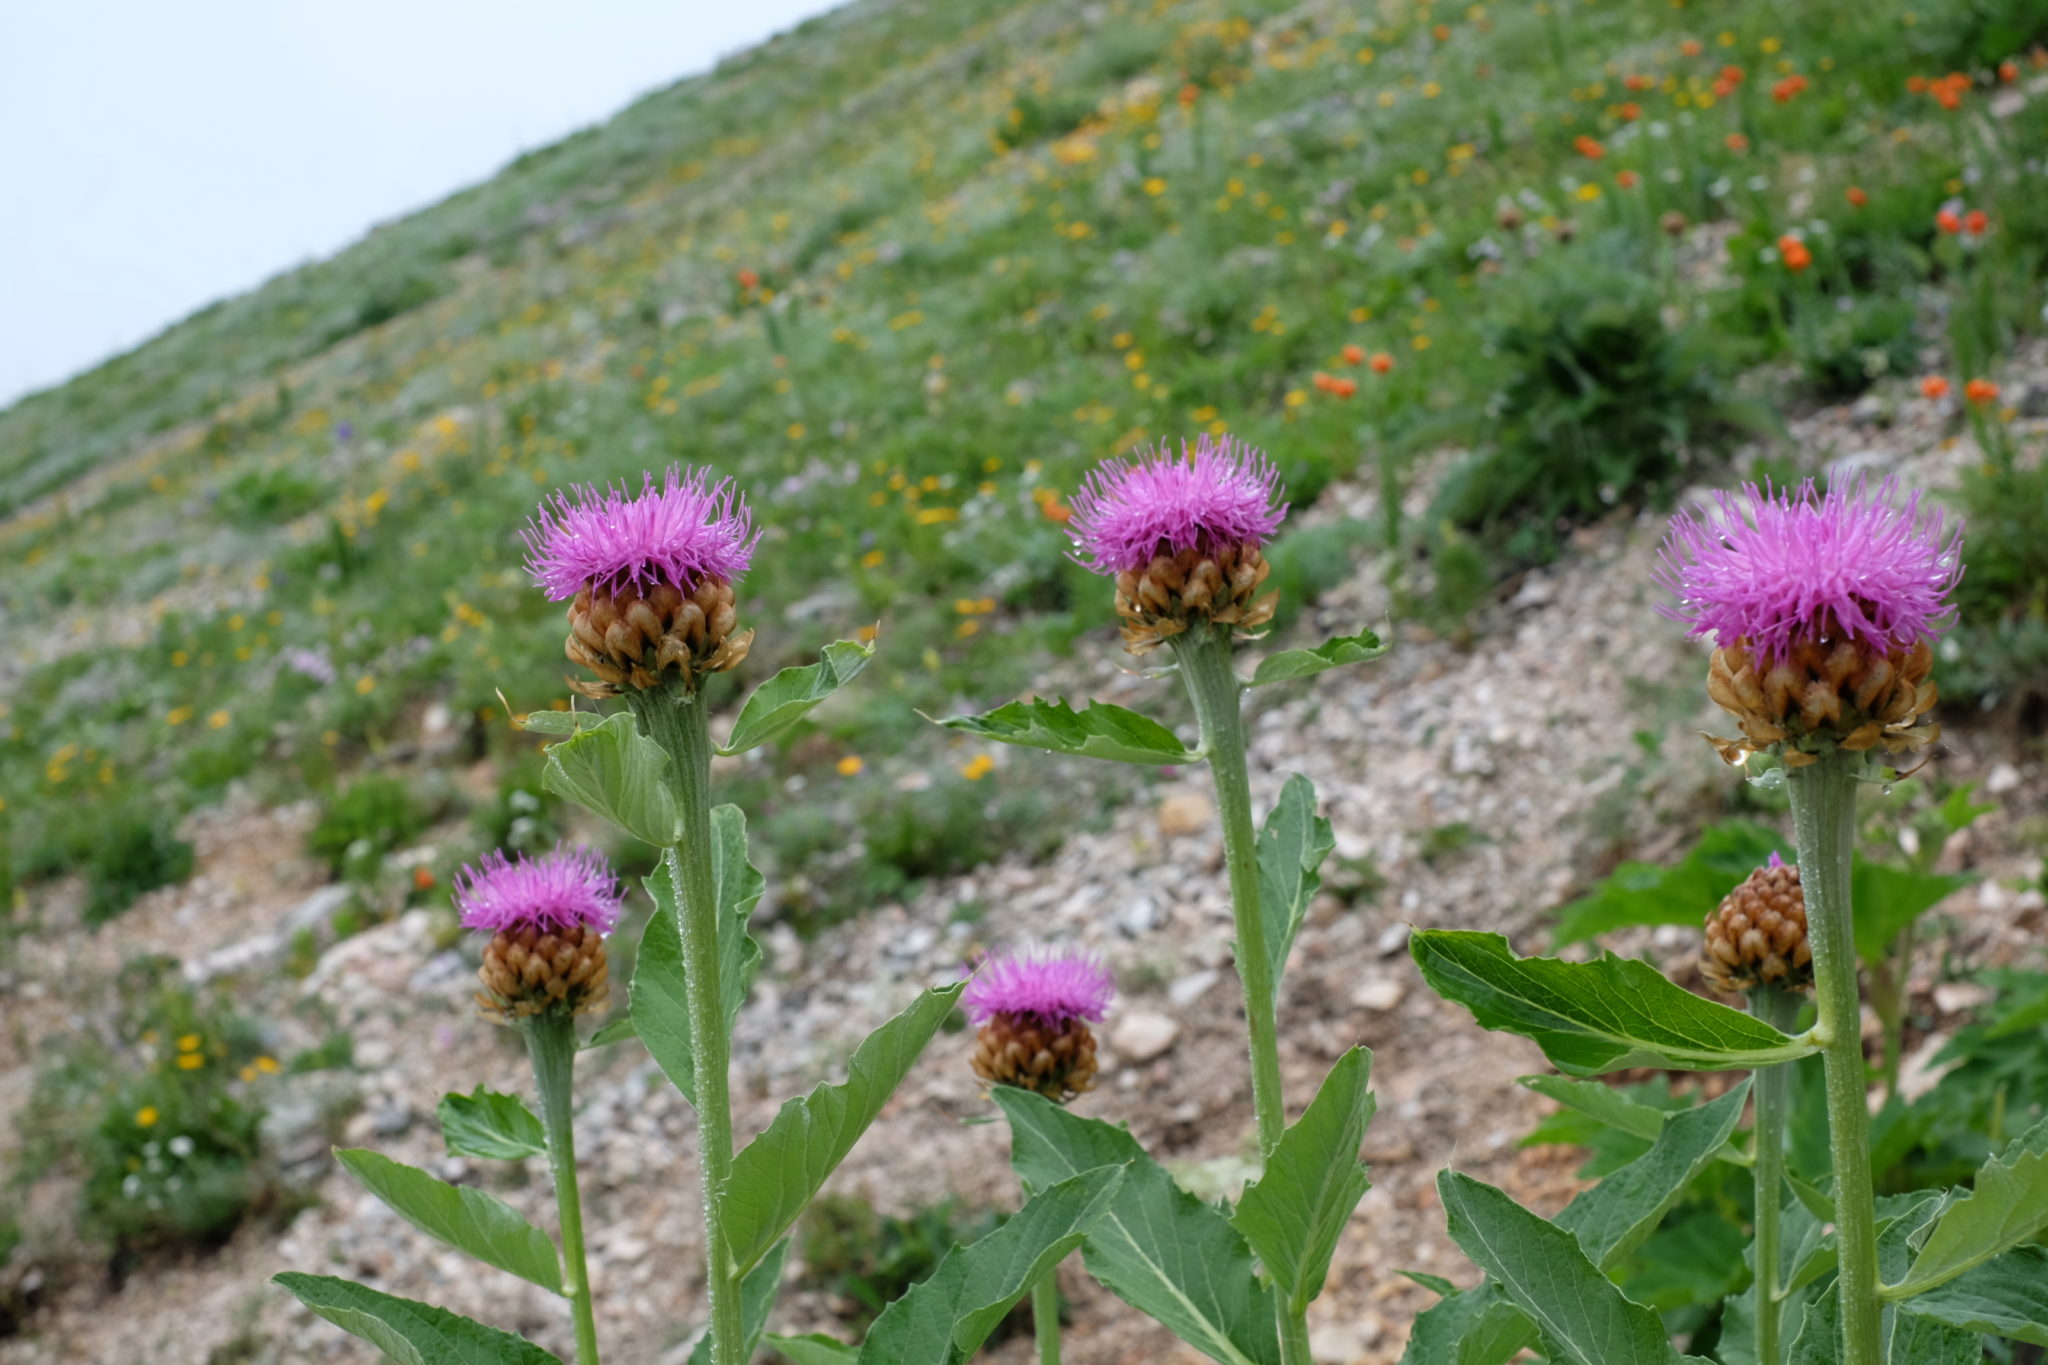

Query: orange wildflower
[[1999, 60, 2020, 83], [1906, 75, 1929, 94], [1777, 235, 1812, 271], [1341, 343, 1366, 365], [1313, 372, 1359, 398], [1617, 169, 1641, 189], [413, 866, 437, 892], [1845, 186, 1868, 209], [1574, 135, 1606, 159], [1920, 376, 1950, 400], [1963, 209, 1989, 236], [1618, 101, 1642, 121], [1681, 38, 1704, 57], [1369, 352, 1395, 374], [1772, 74, 1808, 102], [1726, 132, 1750, 153], [1965, 378, 2000, 405], [1936, 208, 1964, 235]]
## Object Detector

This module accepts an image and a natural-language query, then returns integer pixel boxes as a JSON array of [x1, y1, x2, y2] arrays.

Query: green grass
[[2, 0, 2043, 909]]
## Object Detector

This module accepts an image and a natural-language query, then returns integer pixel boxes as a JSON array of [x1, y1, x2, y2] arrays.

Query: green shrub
[[1789, 295, 1918, 399], [307, 774, 429, 874], [1262, 519, 1373, 631], [800, 1193, 1011, 1335], [216, 467, 325, 523], [83, 808, 195, 927], [1944, 445, 2048, 709]]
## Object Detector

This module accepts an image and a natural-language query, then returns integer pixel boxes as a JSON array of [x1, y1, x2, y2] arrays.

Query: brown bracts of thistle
[[971, 1011, 1101, 1103], [1702, 858, 1812, 996], [1704, 633, 1937, 770], [563, 577, 754, 699], [477, 923, 611, 1023], [1113, 543, 1276, 655]]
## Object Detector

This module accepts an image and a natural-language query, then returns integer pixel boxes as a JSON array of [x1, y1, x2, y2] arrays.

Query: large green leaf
[[723, 983, 965, 1278], [688, 1237, 793, 1365], [994, 1087, 1281, 1365], [1437, 1172, 1707, 1365], [763, 1335, 859, 1365], [1411, 931, 1816, 1075], [1518, 1075, 1750, 1168], [1399, 1283, 1534, 1365], [1885, 1115, 2048, 1300], [858, 1167, 1124, 1364], [1552, 1079, 1752, 1269], [629, 812, 764, 1109], [335, 1149, 561, 1293], [1255, 774, 1334, 985], [438, 1087, 547, 1162], [1883, 1312, 1982, 1364], [274, 1273, 561, 1365], [539, 710, 680, 846], [1245, 629, 1388, 687], [933, 697, 1198, 766], [1899, 1245, 2048, 1347], [1232, 1047, 1375, 1314], [1553, 820, 1784, 947], [720, 637, 876, 755], [1850, 861, 1973, 965]]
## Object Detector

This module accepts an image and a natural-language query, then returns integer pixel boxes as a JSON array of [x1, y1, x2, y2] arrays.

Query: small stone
[[1158, 791, 1216, 839], [370, 1100, 414, 1137], [1375, 923, 1412, 957], [1310, 1320, 1377, 1362], [1350, 978, 1406, 1011], [1118, 896, 1162, 938], [1168, 969, 1221, 1007], [1109, 1010, 1181, 1063], [1932, 981, 1993, 1015], [1986, 762, 2022, 795]]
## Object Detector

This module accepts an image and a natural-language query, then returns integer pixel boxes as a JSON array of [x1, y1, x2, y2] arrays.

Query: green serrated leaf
[[514, 708, 604, 737], [1787, 1293, 1840, 1365], [932, 697, 1198, 766], [540, 711, 680, 846], [273, 1273, 561, 1365], [583, 1015, 638, 1050], [723, 983, 965, 1278], [721, 638, 876, 755], [437, 1087, 547, 1161], [1885, 1115, 2048, 1300], [1437, 1172, 1698, 1365], [1553, 1079, 1752, 1270], [1898, 1245, 2048, 1347], [1245, 629, 1388, 686], [1850, 861, 1973, 966], [1233, 1047, 1374, 1314], [1884, 1310, 1982, 1363], [1518, 1075, 1751, 1168], [1398, 1283, 1532, 1365], [1411, 931, 1816, 1075], [1552, 820, 1784, 948], [629, 811, 764, 1109], [333, 1150, 561, 1293], [1255, 774, 1334, 986], [688, 1237, 792, 1365], [994, 1087, 1281, 1365], [858, 1166, 1124, 1364], [763, 1334, 859, 1365]]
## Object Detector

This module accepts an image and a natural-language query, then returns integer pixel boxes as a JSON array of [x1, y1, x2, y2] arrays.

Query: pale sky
[[0, 0, 842, 408]]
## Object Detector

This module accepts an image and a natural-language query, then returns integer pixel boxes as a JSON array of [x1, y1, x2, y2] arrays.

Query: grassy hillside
[[3, 0, 2044, 926]]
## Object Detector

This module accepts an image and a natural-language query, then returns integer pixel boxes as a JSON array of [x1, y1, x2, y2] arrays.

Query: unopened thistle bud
[[456, 844, 623, 1023], [1066, 436, 1286, 655], [1701, 853, 1812, 995], [965, 948, 1115, 1105], [1657, 475, 1962, 769], [524, 465, 761, 697]]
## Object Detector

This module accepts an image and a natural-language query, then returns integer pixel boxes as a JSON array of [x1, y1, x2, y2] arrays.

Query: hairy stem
[[525, 1013, 602, 1365], [1170, 626, 1308, 1365], [1786, 752, 1881, 1365], [1032, 1263, 1061, 1365], [626, 684, 742, 1365], [1749, 983, 1803, 1365]]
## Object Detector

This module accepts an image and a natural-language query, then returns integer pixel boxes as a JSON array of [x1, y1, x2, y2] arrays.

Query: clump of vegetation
[[306, 774, 431, 875], [799, 1193, 1013, 1336], [78, 808, 195, 928]]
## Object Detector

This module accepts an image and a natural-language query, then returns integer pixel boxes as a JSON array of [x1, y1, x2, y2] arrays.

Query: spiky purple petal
[[454, 844, 623, 935], [524, 465, 760, 601], [1655, 475, 1962, 665], [963, 947, 1116, 1028], [1067, 435, 1287, 575]]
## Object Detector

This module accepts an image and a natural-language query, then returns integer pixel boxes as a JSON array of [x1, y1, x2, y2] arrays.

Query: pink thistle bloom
[[524, 465, 760, 602], [1655, 475, 1962, 666], [1067, 435, 1287, 575], [963, 947, 1116, 1028], [454, 844, 623, 936]]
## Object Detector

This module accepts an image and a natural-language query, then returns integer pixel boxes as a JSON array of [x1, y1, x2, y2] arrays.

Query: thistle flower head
[[963, 947, 1115, 1029], [1067, 436, 1287, 576], [524, 465, 759, 602], [454, 844, 623, 937], [1656, 475, 1962, 666]]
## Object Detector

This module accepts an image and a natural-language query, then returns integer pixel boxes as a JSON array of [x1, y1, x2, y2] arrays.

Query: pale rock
[[1986, 762, 2022, 795], [1932, 981, 1993, 1014], [1110, 1010, 1181, 1062], [1351, 977, 1406, 1011], [1168, 968, 1222, 1007], [1158, 791, 1216, 839]]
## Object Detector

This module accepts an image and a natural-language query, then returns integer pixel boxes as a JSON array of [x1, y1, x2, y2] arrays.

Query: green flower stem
[[524, 1012, 602, 1365], [1785, 751, 1881, 1365], [626, 684, 743, 1365], [1748, 982, 1803, 1365], [1169, 626, 1310, 1365], [1032, 1263, 1061, 1365]]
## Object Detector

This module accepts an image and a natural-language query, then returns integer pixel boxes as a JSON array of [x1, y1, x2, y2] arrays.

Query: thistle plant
[[274, 464, 967, 1365], [963, 946, 1116, 1365], [938, 436, 1385, 1365]]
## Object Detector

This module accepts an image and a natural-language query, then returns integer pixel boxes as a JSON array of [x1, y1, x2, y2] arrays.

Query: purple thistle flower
[[963, 946, 1116, 1028], [524, 465, 760, 602], [1655, 475, 1962, 666], [1067, 435, 1287, 575], [454, 844, 623, 936]]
